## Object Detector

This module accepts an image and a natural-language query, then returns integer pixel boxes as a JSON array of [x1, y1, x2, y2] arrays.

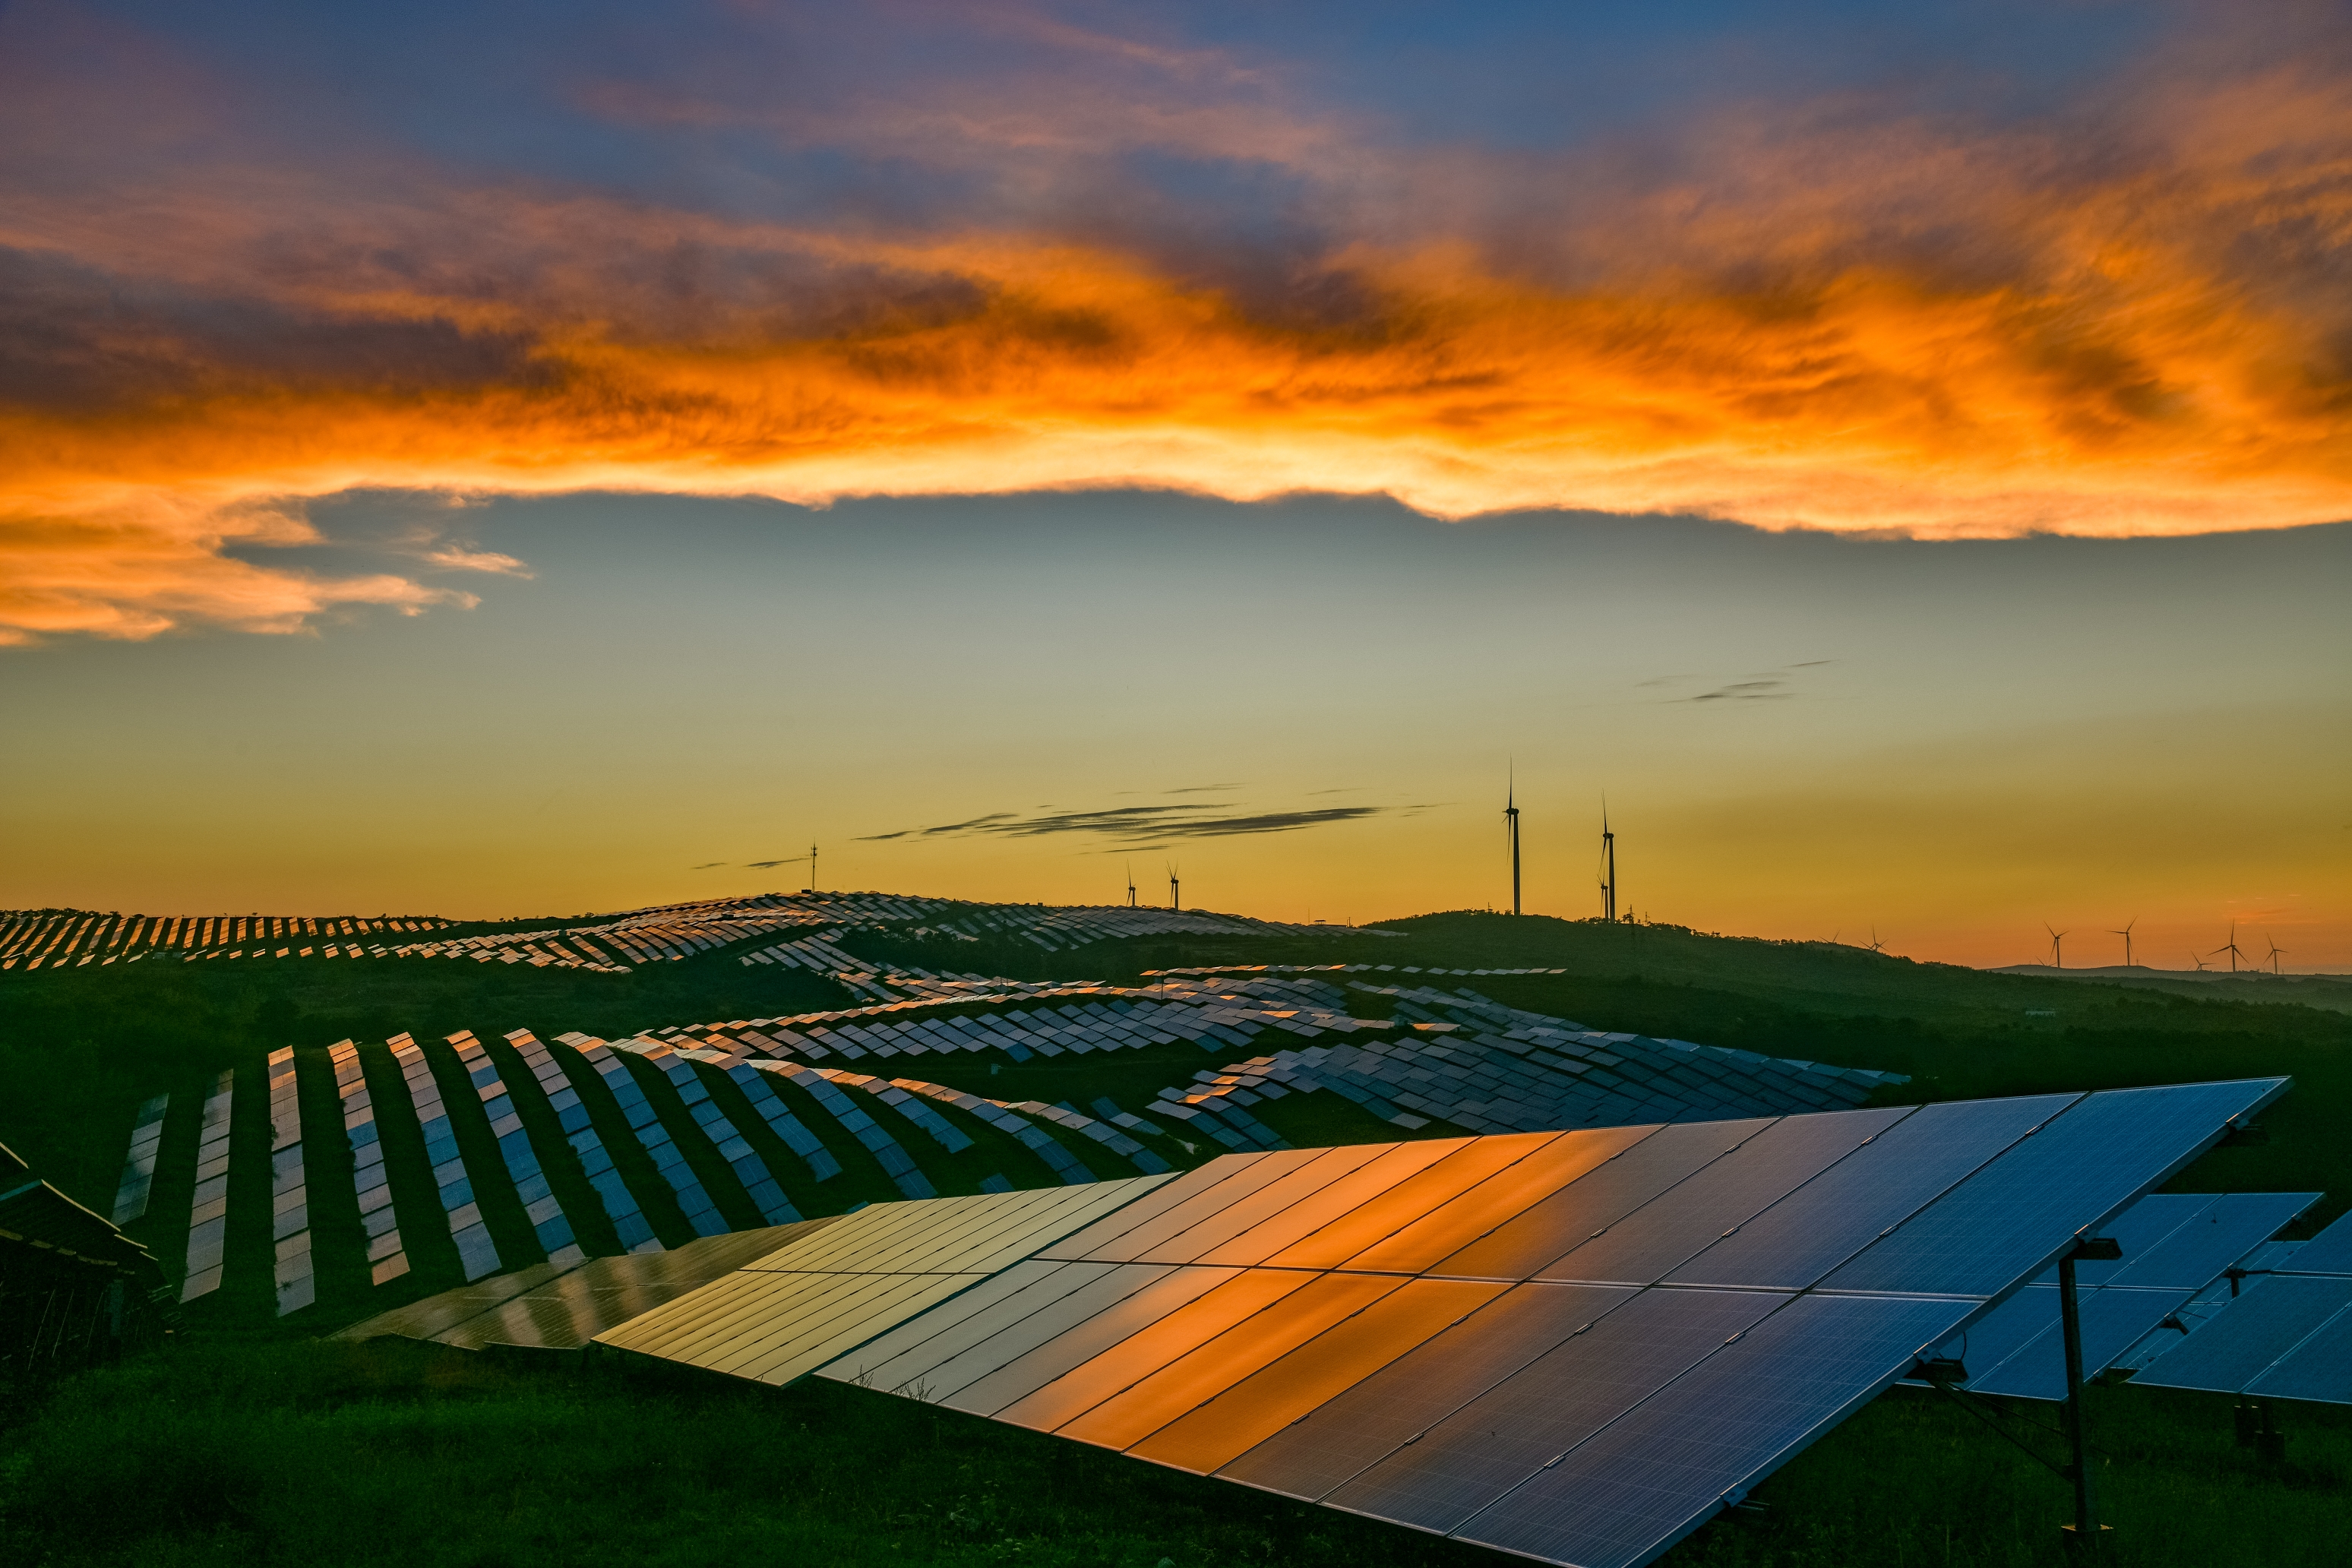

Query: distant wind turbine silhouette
[[2264, 935, 2287, 975], [2109, 918, 2137, 969], [1503, 766, 1522, 916], [1125, 861, 1137, 908], [2211, 922, 2249, 973], [1167, 862, 1180, 912], [1598, 802, 1617, 923], [2046, 924, 2069, 969], [1864, 927, 1886, 953], [2189, 949, 2210, 972]]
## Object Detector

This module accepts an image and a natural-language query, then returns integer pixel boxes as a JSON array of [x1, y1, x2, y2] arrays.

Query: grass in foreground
[[3, 1338, 2345, 1568]]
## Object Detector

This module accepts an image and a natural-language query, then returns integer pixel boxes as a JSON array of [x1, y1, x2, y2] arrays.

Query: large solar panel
[[587, 1079, 2282, 1568]]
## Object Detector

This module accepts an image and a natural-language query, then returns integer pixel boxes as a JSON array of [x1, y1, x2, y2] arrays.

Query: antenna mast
[[808, 842, 817, 895], [1505, 768, 1522, 916]]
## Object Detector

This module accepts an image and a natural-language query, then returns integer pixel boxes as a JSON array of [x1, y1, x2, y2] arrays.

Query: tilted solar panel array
[[590, 1078, 2283, 1568], [118, 1025, 1184, 1310], [1912, 1190, 2316, 1400], [2133, 1207, 2352, 1406]]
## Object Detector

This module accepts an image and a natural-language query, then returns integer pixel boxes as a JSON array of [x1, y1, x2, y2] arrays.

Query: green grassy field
[[4, 909, 2347, 1565]]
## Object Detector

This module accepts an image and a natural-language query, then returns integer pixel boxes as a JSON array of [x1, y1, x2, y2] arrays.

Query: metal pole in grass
[[2060, 1232, 2122, 1554]]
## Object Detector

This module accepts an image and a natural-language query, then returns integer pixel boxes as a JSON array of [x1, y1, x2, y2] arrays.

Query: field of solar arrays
[[7, 893, 2351, 1567], [78, 896, 1908, 1324]]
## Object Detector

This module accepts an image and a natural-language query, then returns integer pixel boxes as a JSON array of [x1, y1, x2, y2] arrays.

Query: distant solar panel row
[[129, 1026, 1149, 1307], [2134, 1208, 2352, 1406], [590, 1079, 2284, 1568]]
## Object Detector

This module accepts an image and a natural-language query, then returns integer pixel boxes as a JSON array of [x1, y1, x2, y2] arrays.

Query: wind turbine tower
[[2109, 918, 2137, 969], [1168, 864, 1181, 913], [2211, 922, 2248, 973], [2046, 924, 2068, 969], [1599, 806, 1617, 923], [2265, 936, 2286, 975], [1504, 772, 1522, 917], [1126, 863, 1138, 909]]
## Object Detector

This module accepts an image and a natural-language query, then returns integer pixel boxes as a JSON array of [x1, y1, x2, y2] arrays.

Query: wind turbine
[[2109, 918, 2137, 969], [1864, 927, 1886, 953], [1167, 862, 1181, 912], [2189, 949, 2209, 972], [1503, 768, 1522, 917], [2264, 935, 2287, 975], [2210, 922, 2248, 973], [1125, 862, 1138, 909], [2045, 924, 2069, 969], [1598, 804, 1617, 923]]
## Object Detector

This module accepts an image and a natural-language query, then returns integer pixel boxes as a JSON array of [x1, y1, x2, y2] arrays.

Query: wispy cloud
[[861, 799, 1408, 846], [422, 545, 533, 576]]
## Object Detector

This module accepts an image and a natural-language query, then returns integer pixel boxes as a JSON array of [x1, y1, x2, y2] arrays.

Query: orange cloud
[[2, 36, 2349, 642]]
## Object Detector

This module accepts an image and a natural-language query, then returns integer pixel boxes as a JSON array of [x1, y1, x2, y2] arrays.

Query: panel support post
[[2059, 1234, 2120, 1555]]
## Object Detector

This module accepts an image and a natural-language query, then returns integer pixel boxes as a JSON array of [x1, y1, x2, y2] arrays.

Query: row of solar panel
[[113, 1026, 1175, 1314], [2132, 1206, 2352, 1406], [581, 1080, 2281, 1568]]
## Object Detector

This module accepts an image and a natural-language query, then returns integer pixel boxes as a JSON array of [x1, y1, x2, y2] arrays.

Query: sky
[[2, 1, 2347, 968]]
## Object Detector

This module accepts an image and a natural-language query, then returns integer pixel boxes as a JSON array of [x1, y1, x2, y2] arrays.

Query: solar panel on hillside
[[179, 1070, 236, 1301], [109, 1092, 169, 1224], [582, 1080, 2281, 1568]]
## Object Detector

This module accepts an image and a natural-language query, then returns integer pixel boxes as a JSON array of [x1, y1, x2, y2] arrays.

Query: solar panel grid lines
[[1050, 1271, 1415, 1452], [1049, 1149, 1367, 1265], [2107, 1191, 2319, 1291], [1332, 1125, 1662, 1278], [609, 1037, 803, 1227], [265, 1046, 317, 1315], [1214, 1279, 1642, 1503], [1533, 1107, 1914, 1289], [179, 1068, 236, 1301], [1424, 1119, 1781, 1284], [108, 1092, 169, 1224], [824, 1071, 975, 1155], [1124, 1276, 1519, 1477], [1324, 1285, 1792, 1535], [1662, 1093, 2079, 1290], [330, 1040, 410, 1283], [502, 1029, 663, 1254], [445, 1030, 587, 1267], [389, 1033, 504, 1282], [1819, 1078, 2290, 1298], [1451, 1293, 1980, 1568], [553, 1033, 729, 1238]]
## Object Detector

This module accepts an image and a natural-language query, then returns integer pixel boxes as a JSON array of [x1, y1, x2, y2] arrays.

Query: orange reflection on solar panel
[[1428, 1118, 1774, 1281], [991, 1267, 1314, 1431], [1339, 1124, 1657, 1276], [1055, 1272, 1408, 1451], [1127, 1277, 1512, 1475], [1260, 1131, 1563, 1272], [1183, 1140, 1469, 1266], [1086, 1146, 1392, 1264]]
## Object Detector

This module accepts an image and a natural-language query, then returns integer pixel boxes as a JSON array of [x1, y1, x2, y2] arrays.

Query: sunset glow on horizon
[[2, 2, 2345, 969]]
